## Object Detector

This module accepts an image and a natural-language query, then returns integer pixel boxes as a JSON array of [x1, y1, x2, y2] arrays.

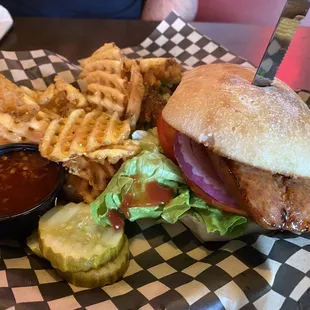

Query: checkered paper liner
[[1, 11, 310, 310]]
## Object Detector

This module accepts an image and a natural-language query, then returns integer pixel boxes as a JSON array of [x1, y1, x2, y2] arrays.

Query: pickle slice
[[26, 230, 43, 258], [39, 202, 124, 273], [57, 237, 130, 288]]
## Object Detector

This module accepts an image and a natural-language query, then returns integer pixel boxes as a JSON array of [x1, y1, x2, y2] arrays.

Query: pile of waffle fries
[[0, 43, 181, 202]]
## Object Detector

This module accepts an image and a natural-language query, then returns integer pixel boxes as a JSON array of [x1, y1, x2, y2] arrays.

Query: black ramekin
[[0, 144, 65, 239]]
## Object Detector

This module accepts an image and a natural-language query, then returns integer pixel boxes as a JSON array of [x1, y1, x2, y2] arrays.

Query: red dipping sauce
[[0, 151, 61, 217]]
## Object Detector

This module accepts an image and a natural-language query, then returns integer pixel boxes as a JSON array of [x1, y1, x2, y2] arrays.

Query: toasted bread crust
[[163, 64, 310, 178]]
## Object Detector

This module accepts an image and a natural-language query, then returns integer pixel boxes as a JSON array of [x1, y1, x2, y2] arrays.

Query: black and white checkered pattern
[[1, 223, 310, 310], [0, 11, 310, 310], [0, 50, 81, 90], [122, 11, 253, 71]]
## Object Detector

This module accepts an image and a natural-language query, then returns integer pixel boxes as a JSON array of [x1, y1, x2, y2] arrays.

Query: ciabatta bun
[[162, 64, 310, 178]]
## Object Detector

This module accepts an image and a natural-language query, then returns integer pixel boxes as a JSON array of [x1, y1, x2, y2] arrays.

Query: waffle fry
[[63, 154, 117, 204], [0, 124, 31, 143], [21, 84, 55, 106], [0, 120, 42, 144], [125, 61, 145, 127], [19, 86, 41, 102], [27, 110, 60, 132], [37, 77, 87, 116], [83, 71, 128, 92], [88, 140, 141, 165], [54, 76, 87, 108], [0, 44, 182, 209], [36, 84, 56, 105], [80, 43, 130, 116], [63, 174, 102, 204], [21, 76, 88, 118], [79, 60, 123, 79], [125, 58, 182, 87], [80, 43, 123, 67], [0, 74, 40, 121], [39, 109, 131, 162], [86, 84, 126, 114], [80, 44, 145, 127], [139, 58, 181, 84], [0, 109, 59, 144], [127, 58, 181, 128], [63, 156, 116, 191]]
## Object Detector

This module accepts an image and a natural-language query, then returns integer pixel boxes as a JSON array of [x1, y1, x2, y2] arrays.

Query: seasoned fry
[[0, 110, 58, 144], [19, 86, 41, 102], [63, 174, 103, 203], [139, 58, 182, 84], [84, 71, 128, 92], [80, 43, 124, 67], [79, 60, 123, 78], [80, 44, 181, 129], [80, 43, 131, 116], [0, 43, 181, 218], [126, 58, 182, 86], [127, 57, 180, 128], [0, 74, 40, 121], [21, 76, 89, 119], [54, 76, 87, 108], [37, 84, 56, 105], [0, 121, 42, 144], [63, 156, 116, 191], [88, 140, 141, 165], [0, 124, 30, 143], [26, 110, 60, 132], [39, 109, 131, 162], [125, 61, 145, 128], [86, 84, 126, 114], [33, 77, 88, 117], [80, 44, 145, 128]]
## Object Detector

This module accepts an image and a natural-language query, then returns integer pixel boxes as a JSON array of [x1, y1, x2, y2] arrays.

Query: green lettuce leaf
[[90, 151, 184, 226], [90, 132, 248, 238], [161, 187, 247, 237], [161, 187, 192, 224], [192, 208, 247, 238]]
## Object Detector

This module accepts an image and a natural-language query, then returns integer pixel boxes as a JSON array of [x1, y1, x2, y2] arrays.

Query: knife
[[252, 0, 310, 87]]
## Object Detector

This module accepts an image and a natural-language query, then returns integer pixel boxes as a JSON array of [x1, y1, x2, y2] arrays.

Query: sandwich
[[91, 63, 310, 241]]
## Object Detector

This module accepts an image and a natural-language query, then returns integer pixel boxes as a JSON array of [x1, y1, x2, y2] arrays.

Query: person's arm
[[141, 0, 198, 21]]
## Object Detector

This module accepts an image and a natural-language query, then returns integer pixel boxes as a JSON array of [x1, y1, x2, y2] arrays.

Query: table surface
[[0, 17, 309, 91]]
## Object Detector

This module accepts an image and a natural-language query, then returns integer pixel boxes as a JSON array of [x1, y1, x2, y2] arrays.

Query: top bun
[[162, 64, 310, 178]]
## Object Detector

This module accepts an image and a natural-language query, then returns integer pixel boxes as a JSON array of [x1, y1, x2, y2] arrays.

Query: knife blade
[[252, 0, 310, 87]]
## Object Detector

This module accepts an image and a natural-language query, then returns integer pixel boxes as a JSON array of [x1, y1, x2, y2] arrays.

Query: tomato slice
[[157, 112, 177, 162]]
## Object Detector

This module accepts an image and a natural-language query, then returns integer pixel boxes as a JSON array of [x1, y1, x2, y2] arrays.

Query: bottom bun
[[180, 215, 268, 242]]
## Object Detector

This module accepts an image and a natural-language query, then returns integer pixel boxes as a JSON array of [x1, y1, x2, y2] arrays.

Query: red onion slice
[[174, 132, 237, 205]]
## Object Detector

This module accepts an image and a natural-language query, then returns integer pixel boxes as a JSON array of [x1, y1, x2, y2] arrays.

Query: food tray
[[0, 11, 310, 310]]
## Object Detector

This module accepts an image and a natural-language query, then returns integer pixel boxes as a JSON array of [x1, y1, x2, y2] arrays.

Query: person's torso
[[1, 0, 142, 19]]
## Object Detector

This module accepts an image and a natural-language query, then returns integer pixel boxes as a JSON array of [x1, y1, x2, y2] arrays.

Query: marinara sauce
[[0, 151, 61, 217]]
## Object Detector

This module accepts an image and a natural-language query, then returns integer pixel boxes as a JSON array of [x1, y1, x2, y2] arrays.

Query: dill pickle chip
[[26, 230, 43, 258], [39, 202, 124, 273], [56, 237, 130, 288]]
